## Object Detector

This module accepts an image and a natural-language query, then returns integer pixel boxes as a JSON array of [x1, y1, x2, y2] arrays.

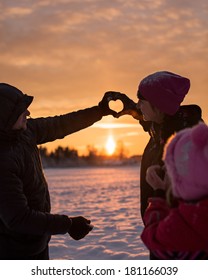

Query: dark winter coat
[[141, 197, 208, 259], [0, 99, 102, 258], [139, 104, 203, 219]]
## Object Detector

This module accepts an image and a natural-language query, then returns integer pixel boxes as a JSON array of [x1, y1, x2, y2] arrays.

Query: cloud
[[0, 0, 207, 113], [92, 123, 140, 129], [3, 7, 33, 17], [1, 0, 207, 67]]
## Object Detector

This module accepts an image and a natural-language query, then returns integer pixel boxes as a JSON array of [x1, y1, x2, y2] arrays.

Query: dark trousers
[[0, 246, 49, 260], [26, 246, 49, 260], [150, 251, 160, 260]]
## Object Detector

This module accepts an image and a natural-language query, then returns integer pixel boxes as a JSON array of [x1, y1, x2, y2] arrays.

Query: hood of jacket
[[0, 83, 33, 132]]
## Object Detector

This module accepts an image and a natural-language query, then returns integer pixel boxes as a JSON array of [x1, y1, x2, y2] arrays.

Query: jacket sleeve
[[0, 157, 71, 235], [142, 197, 170, 226], [141, 198, 208, 251], [28, 106, 103, 145]]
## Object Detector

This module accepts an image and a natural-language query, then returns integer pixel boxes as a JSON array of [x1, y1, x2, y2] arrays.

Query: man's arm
[[0, 158, 75, 236], [28, 106, 103, 145]]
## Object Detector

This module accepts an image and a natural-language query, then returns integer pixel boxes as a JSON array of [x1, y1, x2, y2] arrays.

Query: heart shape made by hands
[[109, 99, 124, 113]]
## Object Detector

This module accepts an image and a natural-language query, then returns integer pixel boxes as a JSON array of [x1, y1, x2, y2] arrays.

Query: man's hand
[[98, 91, 120, 117], [68, 216, 93, 240]]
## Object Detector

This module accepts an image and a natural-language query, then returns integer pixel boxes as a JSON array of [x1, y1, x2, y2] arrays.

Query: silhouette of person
[[0, 83, 116, 259]]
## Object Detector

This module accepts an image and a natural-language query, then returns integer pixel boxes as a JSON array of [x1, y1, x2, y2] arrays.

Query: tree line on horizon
[[39, 143, 141, 168]]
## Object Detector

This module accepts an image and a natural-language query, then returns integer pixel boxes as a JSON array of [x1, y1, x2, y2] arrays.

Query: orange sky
[[0, 1, 208, 156]]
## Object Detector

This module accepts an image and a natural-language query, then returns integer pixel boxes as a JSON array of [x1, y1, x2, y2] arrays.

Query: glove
[[68, 216, 93, 240], [99, 91, 143, 120], [115, 93, 143, 120], [98, 91, 120, 117]]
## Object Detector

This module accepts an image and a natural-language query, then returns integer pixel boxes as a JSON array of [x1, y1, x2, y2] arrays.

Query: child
[[141, 122, 208, 259]]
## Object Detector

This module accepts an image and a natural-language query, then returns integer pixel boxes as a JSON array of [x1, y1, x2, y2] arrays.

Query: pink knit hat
[[138, 71, 190, 115], [163, 122, 208, 201]]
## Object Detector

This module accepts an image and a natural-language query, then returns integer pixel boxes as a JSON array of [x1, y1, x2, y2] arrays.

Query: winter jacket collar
[[0, 129, 23, 143]]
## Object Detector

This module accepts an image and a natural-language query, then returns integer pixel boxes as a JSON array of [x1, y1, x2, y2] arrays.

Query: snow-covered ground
[[45, 166, 148, 260]]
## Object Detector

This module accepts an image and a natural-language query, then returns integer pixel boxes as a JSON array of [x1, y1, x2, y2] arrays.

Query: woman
[[107, 71, 203, 259]]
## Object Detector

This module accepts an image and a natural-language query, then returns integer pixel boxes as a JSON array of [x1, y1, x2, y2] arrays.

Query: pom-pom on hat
[[137, 71, 190, 115], [163, 122, 208, 201]]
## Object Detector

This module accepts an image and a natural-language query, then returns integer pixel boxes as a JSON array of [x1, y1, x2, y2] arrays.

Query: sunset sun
[[105, 135, 116, 156]]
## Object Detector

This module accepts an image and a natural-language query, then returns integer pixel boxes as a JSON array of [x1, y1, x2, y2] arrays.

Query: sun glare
[[105, 135, 116, 156]]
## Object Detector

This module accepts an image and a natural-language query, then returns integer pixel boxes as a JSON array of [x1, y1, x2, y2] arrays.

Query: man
[[0, 83, 115, 260]]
